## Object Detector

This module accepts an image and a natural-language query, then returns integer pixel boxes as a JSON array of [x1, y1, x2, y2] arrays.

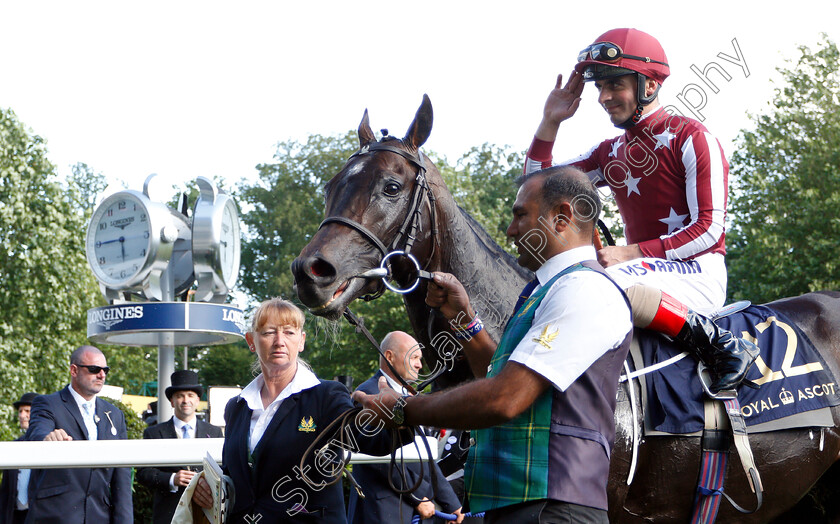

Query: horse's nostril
[[310, 258, 335, 279]]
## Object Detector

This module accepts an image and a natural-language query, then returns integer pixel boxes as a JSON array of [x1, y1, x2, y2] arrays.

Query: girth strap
[[690, 397, 763, 524]]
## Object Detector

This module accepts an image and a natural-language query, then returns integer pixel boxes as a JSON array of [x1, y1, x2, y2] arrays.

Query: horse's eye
[[383, 182, 401, 196]]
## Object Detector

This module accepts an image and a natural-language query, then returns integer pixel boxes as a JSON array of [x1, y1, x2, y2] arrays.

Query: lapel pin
[[104, 411, 118, 436]]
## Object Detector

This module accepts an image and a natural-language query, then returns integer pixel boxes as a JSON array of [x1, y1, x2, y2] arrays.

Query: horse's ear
[[358, 109, 375, 148], [403, 94, 433, 150]]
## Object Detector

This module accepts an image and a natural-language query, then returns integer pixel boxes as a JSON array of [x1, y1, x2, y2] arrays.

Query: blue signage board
[[87, 302, 246, 347]]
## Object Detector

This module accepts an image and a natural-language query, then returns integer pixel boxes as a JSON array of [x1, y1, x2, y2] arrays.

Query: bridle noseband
[[318, 138, 438, 301]]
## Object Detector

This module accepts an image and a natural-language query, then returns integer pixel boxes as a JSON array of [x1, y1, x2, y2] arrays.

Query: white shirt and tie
[[173, 417, 195, 439], [379, 368, 435, 443], [68, 386, 98, 441], [169, 416, 196, 491]]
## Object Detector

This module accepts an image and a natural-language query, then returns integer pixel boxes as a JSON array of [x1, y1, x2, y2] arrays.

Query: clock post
[[85, 175, 245, 425]]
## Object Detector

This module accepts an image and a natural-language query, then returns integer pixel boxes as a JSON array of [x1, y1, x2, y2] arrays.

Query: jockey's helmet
[[575, 28, 670, 127]]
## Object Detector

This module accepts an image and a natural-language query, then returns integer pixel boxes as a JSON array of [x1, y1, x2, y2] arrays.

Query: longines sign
[[87, 302, 246, 347]]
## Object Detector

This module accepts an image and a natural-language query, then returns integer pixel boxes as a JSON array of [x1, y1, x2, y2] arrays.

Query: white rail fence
[[0, 436, 438, 469]]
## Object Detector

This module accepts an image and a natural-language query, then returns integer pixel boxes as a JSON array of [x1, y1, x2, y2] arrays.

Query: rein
[[299, 307, 444, 516], [298, 404, 439, 518], [318, 138, 438, 302]]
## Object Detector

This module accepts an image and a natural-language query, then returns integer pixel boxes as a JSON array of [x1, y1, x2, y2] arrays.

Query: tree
[[727, 35, 840, 303], [67, 162, 108, 212], [0, 109, 107, 439], [238, 132, 359, 301], [436, 144, 521, 250], [194, 341, 256, 389], [439, 144, 625, 249]]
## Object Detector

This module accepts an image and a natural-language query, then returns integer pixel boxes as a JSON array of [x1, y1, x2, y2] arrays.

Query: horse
[[291, 95, 840, 522]]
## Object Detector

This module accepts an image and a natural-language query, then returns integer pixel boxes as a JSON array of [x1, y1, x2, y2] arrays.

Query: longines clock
[[86, 177, 191, 301], [191, 176, 241, 303]]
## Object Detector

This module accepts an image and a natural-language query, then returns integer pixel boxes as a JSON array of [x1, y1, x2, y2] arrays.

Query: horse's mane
[[454, 203, 530, 278]]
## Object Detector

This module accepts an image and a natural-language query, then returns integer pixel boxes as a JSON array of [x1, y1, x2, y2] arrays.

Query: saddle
[[627, 303, 839, 435], [622, 303, 840, 522]]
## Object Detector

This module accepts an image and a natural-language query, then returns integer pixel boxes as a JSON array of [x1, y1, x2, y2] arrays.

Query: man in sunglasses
[[24, 345, 133, 523], [524, 27, 758, 395]]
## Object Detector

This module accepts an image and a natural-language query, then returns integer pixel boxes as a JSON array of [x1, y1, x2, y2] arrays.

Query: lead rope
[[343, 308, 417, 395], [340, 305, 450, 516]]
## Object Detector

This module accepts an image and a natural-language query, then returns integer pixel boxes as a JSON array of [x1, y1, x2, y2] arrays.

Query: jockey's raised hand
[[536, 71, 584, 141]]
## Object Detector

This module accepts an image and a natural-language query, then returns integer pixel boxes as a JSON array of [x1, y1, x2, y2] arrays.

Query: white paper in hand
[[201, 452, 234, 524]]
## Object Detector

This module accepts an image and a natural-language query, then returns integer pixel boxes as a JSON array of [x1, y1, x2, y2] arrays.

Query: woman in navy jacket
[[193, 298, 399, 523]]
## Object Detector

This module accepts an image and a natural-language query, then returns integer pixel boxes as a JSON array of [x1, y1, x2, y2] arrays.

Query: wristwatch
[[392, 395, 411, 426]]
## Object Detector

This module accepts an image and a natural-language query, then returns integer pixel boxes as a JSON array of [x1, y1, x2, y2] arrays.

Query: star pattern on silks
[[609, 137, 624, 158], [624, 171, 642, 197], [653, 129, 676, 150], [659, 208, 689, 233]]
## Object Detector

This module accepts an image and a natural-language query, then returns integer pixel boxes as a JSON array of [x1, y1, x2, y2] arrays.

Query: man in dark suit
[[137, 370, 223, 524], [24, 345, 132, 524], [348, 331, 463, 524], [0, 392, 37, 524]]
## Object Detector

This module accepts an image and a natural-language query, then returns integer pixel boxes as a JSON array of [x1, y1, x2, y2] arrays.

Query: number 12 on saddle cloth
[[636, 304, 840, 434]]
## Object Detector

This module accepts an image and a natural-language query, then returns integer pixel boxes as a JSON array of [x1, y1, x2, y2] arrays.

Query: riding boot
[[646, 291, 760, 394]]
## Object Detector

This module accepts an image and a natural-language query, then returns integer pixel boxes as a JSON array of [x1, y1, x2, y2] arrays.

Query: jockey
[[524, 27, 758, 393]]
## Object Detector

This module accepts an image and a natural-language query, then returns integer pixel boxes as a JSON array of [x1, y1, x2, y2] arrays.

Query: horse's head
[[292, 95, 438, 319]]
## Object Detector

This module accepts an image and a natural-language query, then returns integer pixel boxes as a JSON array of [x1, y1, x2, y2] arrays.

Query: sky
[[1, 1, 838, 203]]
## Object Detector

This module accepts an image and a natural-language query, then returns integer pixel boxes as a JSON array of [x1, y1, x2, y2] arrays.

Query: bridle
[[318, 137, 438, 302], [316, 137, 449, 394]]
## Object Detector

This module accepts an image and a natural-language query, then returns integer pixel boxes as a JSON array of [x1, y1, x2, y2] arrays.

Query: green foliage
[[237, 132, 359, 302], [68, 162, 108, 212], [104, 346, 160, 397], [194, 340, 257, 388], [437, 144, 521, 250], [0, 109, 103, 438], [727, 35, 840, 303]]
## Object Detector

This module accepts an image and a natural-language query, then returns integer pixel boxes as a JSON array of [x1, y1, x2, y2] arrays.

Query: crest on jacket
[[298, 416, 316, 433]]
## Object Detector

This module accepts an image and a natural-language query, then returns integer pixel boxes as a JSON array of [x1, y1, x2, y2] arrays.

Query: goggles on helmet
[[577, 42, 669, 68]]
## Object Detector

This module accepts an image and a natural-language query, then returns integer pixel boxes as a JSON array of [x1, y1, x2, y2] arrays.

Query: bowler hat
[[13, 392, 37, 409], [165, 370, 204, 400]]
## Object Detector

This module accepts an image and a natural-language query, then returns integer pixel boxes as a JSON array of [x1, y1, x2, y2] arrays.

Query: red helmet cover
[[575, 28, 670, 84]]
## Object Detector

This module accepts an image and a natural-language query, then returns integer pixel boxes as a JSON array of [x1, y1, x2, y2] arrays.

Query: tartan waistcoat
[[464, 261, 632, 512]]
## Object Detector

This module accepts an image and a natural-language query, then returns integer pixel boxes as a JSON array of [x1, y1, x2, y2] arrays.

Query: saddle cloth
[[631, 305, 840, 434]]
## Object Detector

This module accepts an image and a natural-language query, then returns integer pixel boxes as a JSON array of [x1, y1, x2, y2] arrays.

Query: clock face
[[88, 193, 152, 286], [219, 198, 241, 286]]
